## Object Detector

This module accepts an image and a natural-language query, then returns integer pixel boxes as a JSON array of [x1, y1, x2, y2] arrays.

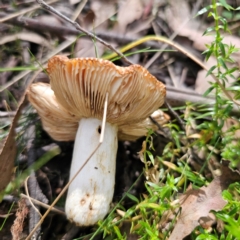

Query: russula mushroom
[[27, 82, 169, 141], [27, 55, 166, 226]]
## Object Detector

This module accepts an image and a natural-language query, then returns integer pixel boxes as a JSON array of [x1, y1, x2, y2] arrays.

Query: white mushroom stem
[[65, 118, 118, 226]]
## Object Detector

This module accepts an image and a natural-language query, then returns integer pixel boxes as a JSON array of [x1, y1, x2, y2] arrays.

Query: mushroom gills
[[65, 118, 118, 226]]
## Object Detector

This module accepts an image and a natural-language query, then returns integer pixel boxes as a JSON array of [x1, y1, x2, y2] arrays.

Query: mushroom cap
[[27, 83, 78, 141], [48, 55, 166, 125], [27, 83, 169, 141], [118, 109, 170, 141]]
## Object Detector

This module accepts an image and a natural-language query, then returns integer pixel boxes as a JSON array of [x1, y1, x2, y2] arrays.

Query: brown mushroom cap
[[28, 83, 169, 141], [48, 55, 166, 125]]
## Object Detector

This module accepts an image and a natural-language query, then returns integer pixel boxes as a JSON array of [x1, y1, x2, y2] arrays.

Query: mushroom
[[27, 82, 169, 141], [27, 55, 166, 226]]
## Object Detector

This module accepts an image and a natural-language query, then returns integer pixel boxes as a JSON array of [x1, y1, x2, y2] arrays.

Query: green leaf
[[196, 6, 211, 16], [218, 56, 228, 70], [137, 202, 163, 211], [146, 150, 155, 165], [219, 0, 234, 11], [0, 66, 39, 72], [203, 27, 215, 35], [125, 193, 139, 203], [219, 42, 226, 57], [206, 65, 217, 76], [195, 111, 215, 119], [203, 86, 215, 96], [226, 85, 240, 91]]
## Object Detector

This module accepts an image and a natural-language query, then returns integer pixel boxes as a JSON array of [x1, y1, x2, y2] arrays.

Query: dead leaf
[[11, 199, 29, 240], [117, 0, 144, 34], [169, 162, 240, 240], [164, 0, 240, 95], [74, 38, 105, 58], [0, 32, 53, 49], [0, 95, 27, 193], [195, 56, 239, 94], [90, 0, 117, 30], [69, 0, 81, 4]]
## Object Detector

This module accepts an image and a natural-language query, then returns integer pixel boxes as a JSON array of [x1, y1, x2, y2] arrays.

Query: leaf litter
[[0, 0, 240, 239], [169, 161, 240, 240]]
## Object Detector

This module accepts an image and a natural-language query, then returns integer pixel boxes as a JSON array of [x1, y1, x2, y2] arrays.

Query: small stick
[[0, 37, 76, 92], [165, 101, 186, 131], [24, 177, 42, 218], [26, 92, 109, 240], [71, 0, 88, 21], [100, 92, 108, 143], [0, 0, 59, 23], [20, 194, 65, 215], [36, 0, 133, 65]]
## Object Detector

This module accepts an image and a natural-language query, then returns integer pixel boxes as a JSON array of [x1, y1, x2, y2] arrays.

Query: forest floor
[[0, 0, 240, 239]]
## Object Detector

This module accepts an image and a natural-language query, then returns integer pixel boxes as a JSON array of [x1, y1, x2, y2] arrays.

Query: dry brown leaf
[[69, 0, 81, 4], [222, 118, 240, 139], [36, 15, 62, 28], [0, 32, 53, 49], [117, 0, 144, 34], [11, 199, 29, 240], [195, 56, 239, 94], [165, 0, 240, 59], [74, 38, 105, 58], [0, 95, 27, 192], [90, 0, 117, 30], [169, 162, 240, 240], [74, 0, 116, 58], [169, 180, 226, 240], [195, 56, 216, 94], [164, 0, 240, 95]]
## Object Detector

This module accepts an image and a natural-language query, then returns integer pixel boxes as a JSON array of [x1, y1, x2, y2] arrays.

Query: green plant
[[95, 0, 240, 239], [198, 0, 240, 167]]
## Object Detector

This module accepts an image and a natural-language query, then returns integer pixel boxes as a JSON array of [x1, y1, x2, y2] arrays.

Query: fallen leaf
[[0, 32, 53, 49], [69, 0, 81, 4], [117, 0, 144, 34], [165, 0, 240, 61], [74, 38, 105, 58], [164, 0, 240, 94], [90, 0, 117, 30], [11, 199, 29, 240], [195, 56, 239, 94], [0, 95, 27, 193], [169, 162, 240, 240]]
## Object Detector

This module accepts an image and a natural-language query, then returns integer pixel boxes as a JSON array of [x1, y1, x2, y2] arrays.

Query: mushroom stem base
[[65, 118, 118, 226]]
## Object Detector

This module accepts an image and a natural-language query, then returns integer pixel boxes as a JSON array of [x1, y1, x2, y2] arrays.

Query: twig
[[0, 13, 161, 49], [3, 194, 65, 215], [71, 0, 88, 21], [0, 9, 166, 83], [21, 194, 65, 215], [0, 0, 59, 23], [0, 111, 16, 117], [26, 92, 109, 240], [144, 0, 203, 69], [36, 0, 133, 65], [0, 37, 76, 92], [24, 177, 42, 218], [25, 124, 49, 239], [165, 101, 186, 131]]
